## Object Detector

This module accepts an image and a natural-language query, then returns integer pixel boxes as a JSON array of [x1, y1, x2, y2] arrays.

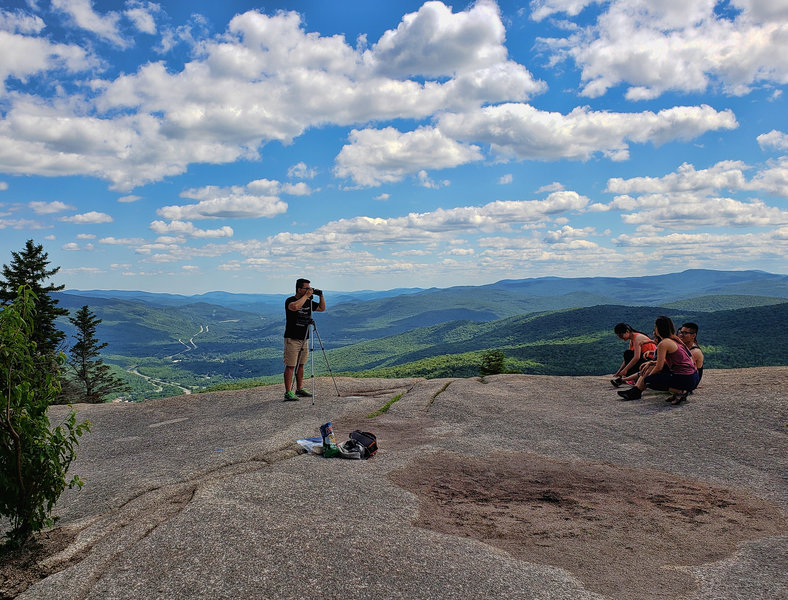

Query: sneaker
[[610, 377, 623, 387], [617, 387, 642, 401], [295, 388, 312, 397], [283, 391, 298, 401]]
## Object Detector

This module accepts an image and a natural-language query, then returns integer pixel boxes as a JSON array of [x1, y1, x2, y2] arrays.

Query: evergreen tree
[[479, 349, 507, 377], [0, 239, 67, 354], [0, 287, 90, 546], [65, 305, 130, 403]]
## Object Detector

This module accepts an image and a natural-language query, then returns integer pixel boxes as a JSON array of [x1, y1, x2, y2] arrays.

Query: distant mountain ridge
[[64, 269, 788, 313], [63, 286, 428, 313], [487, 269, 788, 304]]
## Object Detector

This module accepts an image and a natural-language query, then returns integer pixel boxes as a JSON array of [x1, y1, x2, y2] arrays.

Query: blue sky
[[1, 0, 786, 294]]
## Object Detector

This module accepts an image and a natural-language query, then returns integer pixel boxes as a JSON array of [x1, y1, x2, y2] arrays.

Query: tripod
[[291, 318, 340, 404]]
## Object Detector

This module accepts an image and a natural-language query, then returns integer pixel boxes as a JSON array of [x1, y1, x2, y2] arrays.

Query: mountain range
[[52, 269, 788, 399]]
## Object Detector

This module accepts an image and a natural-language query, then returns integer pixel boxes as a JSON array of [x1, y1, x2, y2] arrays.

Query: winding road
[[127, 366, 192, 396]]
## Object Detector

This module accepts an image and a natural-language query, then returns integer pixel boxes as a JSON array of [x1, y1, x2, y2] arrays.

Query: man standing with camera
[[283, 278, 326, 401]]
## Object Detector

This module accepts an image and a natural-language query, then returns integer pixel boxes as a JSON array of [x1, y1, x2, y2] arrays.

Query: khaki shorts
[[283, 337, 309, 366]]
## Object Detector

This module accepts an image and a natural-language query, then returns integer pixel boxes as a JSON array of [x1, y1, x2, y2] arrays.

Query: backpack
[[336, 438, 365, 460], [349, 430, 377, 458]]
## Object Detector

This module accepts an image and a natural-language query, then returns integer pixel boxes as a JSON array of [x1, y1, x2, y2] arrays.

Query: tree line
[[1, 240, 129, 404]]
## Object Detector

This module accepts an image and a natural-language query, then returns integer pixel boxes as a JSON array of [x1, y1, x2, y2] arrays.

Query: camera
[[312, 288, 323, 296]]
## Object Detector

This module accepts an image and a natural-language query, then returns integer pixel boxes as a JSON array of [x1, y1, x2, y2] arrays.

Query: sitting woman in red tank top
[[610, 322, 657, 387], [644, 321, 705, 393], [678, 322, 704, 386], [617, 316, 699, 405]]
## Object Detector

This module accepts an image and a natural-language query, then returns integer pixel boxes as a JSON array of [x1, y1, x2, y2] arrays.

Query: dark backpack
[[349, 430, 377, 458]]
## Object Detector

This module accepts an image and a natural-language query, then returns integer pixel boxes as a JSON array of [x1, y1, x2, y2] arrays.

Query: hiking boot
[[283, 391, 298, 401], [617, 387, 642, 401], [295, 388, 312, 398]]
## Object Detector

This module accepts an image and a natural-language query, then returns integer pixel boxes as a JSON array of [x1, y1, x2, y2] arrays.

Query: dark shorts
[[645, 370, 699, 392], [622, 350, 648, 377]]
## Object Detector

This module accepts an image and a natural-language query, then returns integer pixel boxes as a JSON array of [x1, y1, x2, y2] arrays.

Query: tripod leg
[[311, 323, 341, 397], [310, 327, 315, 405]]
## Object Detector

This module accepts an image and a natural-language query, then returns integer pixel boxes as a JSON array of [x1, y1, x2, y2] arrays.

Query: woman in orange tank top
[[611, 322, 657, 386]]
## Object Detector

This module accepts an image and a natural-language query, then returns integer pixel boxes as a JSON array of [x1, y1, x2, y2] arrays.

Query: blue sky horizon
[[1, 0, 786, 295]]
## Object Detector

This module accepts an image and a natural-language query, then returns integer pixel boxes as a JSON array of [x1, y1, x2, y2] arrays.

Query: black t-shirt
[[284, 295, 319, 340]]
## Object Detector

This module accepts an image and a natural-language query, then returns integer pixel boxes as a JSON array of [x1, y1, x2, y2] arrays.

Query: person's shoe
[[617, 387, 642, 401], [283, 391, 298, 401], [295, 388, 312, 398], [610, 377, 623, 387]]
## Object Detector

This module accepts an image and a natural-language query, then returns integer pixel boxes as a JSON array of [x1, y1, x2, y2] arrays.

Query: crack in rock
[[14, 443, 305, 600]]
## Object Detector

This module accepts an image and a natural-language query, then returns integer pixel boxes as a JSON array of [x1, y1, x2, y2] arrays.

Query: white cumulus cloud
[[149, 220, 234, 238], [334, 126, 483, 187], [161, 180, 291, 220], [100, 236, 145, 245], [604, 158, 788, 199], [29, 200, 75, 214], [536, 0, 788, 99], [0, 2, 544, 191], [617, 195, 788, 228], [0, 28, 93, 95], [0, 9, 45, 34], [51, 0, 128, 47], [366, 0, 508, 78], [125, 1, 159, 35], [437, 104, 738, 162], [156, 194, 287, 219], [60, 211, 113, 224], [757, 130, 788, 151]]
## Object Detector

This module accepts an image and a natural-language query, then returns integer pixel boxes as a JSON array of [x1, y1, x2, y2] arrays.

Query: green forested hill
[[312, 289, 619, 343], [55, 295, 277, 358], [321, 302, 788, 379], [661, 295, 787, 311]]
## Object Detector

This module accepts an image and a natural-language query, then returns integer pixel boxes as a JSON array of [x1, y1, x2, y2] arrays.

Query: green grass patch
[[367, 393, 403, 418], [429, 381, 451, 405]]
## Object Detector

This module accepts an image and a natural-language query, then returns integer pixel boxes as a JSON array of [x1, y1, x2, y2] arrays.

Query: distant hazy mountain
[[61, 289, 200, 307], [62, 286, 427, 313], [486, 269, 788, 304], [64, 269, 787, 314]]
